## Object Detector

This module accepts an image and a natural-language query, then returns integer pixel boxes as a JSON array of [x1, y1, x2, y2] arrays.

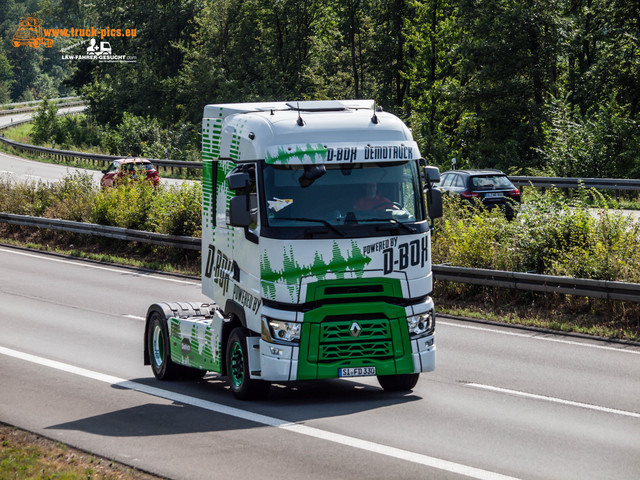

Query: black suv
[[437, 169, 521, 219]]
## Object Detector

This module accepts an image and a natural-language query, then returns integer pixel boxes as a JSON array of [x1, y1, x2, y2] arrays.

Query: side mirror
[[227, 172, 250, 191], [426, 187, 443, 219], [423, 165, 440, 184], [229, 195, 258, 227], [229, 196, 251, 227]]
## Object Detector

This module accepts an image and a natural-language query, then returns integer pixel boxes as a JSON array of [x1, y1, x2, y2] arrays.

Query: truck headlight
[[261, 317, 301, 343], [407, 310, 435, 336]]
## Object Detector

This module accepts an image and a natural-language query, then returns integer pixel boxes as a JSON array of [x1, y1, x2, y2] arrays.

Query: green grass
[[435, 284, 640, 342], [1, 122, 34, 143], [0, 235, 200, 277], [0, 423, 160, 480]]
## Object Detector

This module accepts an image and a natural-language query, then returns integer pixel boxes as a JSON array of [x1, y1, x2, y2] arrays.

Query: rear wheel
[[148, 313, 181, 380], [226, 327, 270, 400], [377, 373, 419, 392], [148, 312, 206, 380]]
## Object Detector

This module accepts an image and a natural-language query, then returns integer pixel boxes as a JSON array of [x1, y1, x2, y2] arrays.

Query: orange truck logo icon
[[12, 16, 53, 48]]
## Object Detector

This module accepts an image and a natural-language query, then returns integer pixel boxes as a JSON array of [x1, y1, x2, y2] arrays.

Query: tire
[[377, 373, 420, 392], [148, 312, 208, 381], [226, 327, 270, 400], [147, 312, 182, 380]]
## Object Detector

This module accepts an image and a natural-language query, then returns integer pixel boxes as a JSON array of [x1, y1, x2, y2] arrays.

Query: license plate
[[484, 192, 503, 198], [338, 367, 376, 377]]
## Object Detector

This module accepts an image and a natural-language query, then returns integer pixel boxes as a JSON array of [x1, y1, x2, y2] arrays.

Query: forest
[[2, 0, 640, 177]]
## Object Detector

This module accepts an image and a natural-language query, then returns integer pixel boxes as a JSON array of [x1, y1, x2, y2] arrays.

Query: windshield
[[262, 161, 424, 229]]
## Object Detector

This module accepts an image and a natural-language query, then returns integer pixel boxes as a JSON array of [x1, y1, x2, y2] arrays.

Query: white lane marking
[[123, 314, 145, 321], [466, 383, 640, 419], [0, 346, 519, 480], [0, 247, 200, 286], [438, 320, 640, 355]]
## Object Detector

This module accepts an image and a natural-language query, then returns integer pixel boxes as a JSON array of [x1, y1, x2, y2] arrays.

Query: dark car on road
[[101, 158, 160, 188], [436, 169, 521, 219]]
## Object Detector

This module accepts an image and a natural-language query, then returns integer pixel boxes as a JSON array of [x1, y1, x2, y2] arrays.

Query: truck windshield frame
[[258, 160, 428, 239]]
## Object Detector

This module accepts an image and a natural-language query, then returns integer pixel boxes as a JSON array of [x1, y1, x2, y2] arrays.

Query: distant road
[[0, 108, 189, 187]]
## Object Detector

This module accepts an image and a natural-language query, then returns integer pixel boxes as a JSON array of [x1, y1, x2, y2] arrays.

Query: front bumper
[[257, 333, 435, 382]]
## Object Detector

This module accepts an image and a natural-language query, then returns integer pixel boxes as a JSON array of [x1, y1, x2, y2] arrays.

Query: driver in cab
[[353, 183, 395, 210]]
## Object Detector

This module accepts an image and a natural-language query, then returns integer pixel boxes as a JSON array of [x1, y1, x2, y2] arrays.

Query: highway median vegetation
[[433, 193, 640, 339], [0, 172, 638, 338], [0, 172, 202, 275]]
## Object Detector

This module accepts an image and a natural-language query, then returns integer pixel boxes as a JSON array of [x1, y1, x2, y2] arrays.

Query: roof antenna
[[371, 102, 379, 124], [296, 102, 304, 126]]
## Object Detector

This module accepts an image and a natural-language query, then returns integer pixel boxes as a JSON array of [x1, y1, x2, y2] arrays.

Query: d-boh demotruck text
[[143, 100, 443, 399]]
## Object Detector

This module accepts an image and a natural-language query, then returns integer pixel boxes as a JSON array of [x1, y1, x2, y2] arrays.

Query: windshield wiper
[[276, 217, 345, 237], [357, 218, 416, 234]]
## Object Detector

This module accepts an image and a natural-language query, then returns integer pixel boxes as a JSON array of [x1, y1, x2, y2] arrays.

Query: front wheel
[[377, 373, 419, 392], [226, 328, 271, 400]]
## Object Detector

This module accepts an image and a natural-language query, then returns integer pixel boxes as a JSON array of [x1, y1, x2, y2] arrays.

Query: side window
[[441, 174, 453, 187], [107, 162, 120, 174]]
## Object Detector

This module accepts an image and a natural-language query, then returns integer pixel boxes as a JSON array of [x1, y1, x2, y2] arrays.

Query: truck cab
[[144, 100, 442, 399]]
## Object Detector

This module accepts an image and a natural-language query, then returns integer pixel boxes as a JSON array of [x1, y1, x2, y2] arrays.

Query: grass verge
[[435, 283, 640, 342], [0, 226, 200, 277], [0, 423, 163, 480]]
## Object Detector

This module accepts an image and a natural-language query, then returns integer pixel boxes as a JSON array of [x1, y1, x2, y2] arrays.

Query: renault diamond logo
[[350, 322, 362, 337]]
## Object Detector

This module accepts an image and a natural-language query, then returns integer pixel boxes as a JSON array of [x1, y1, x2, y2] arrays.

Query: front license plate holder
[[338, 367, 376, 377]]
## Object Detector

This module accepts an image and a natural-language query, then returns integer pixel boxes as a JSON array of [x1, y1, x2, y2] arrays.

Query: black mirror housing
[[423, 166, 440, 184], [427, 187, 443, 219], [227, 172, 250, 191], [229, 195, 251, 226]]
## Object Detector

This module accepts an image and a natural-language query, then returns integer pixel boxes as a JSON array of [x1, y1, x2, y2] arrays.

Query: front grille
[[321, 319, 390, 342], [316, 317, 394, 362], [319, 341, 393, 361]]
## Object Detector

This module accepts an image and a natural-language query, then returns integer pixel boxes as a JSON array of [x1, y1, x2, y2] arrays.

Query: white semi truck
[[144, 100, 443, 399]]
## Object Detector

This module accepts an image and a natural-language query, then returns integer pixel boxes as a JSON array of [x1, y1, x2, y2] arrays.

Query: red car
[[101, 158, 160, 188]]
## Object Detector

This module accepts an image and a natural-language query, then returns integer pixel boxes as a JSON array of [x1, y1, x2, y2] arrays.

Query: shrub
[[147, 182, 202, 237], [42, 171, 97, 222], [434, 187, 640, 282], [91, 177, 156, 230]]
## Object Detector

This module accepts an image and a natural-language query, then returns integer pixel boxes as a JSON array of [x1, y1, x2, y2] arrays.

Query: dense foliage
[[3, 0, 640, 176]]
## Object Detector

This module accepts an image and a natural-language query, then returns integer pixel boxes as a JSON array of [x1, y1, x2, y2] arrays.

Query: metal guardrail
[[511, 175, 640, 191], [432, 265, 640, 303], [0, 96, 81, 109], [0, 213, 200, 250], [1, 212, 639, 302], [0, 100, 87, 116]]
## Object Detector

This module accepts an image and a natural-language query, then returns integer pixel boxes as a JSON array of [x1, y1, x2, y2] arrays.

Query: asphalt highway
[[1, 246, 639, 480]]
